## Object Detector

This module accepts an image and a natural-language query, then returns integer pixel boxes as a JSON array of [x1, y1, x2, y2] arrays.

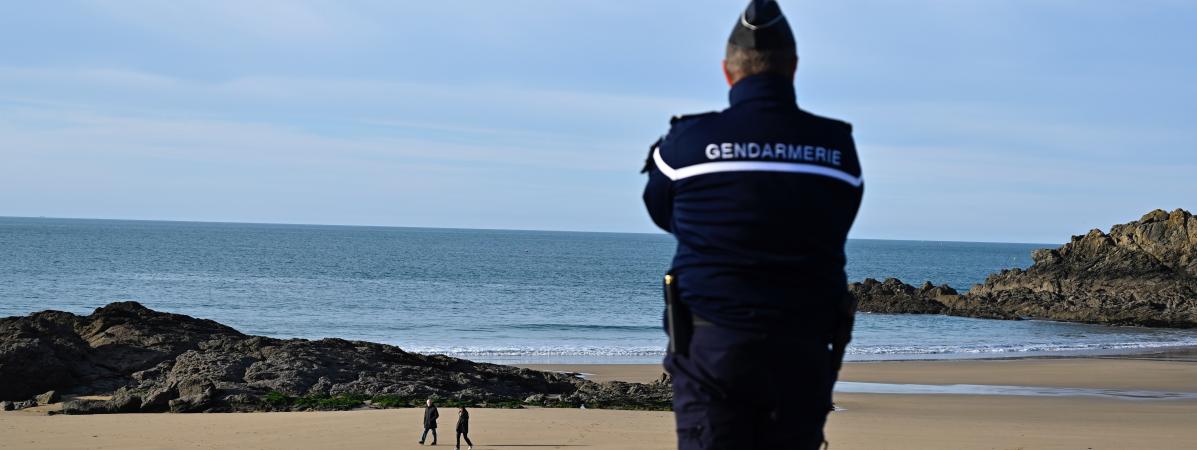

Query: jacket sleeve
[[642, 138, 673, 233], [843, 131, 865, 220]]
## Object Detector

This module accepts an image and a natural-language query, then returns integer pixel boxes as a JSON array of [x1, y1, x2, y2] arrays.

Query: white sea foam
[[835, 382, 1197, 400], [408, 337, 1197, 363]]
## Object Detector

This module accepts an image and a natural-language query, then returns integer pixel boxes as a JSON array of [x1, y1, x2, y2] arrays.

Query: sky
[[1, 1, 1194, 244]]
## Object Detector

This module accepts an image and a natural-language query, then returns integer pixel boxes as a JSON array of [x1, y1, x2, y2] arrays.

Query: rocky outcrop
[[851, 278, 955, 314], [851, 209, 1197, 328], [964, 209, 1197, 327], [850, 278, 1015, 319], [1, 302, 671, 413]]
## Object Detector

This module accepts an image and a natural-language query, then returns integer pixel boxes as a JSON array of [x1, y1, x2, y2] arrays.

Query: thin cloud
[[81, 0, 382, 45]]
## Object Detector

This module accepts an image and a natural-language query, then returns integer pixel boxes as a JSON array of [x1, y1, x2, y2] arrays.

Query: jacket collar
[[728, 74, 797, 107]]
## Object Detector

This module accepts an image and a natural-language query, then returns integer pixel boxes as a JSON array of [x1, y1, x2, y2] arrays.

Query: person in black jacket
[[642, 1, 863, 449], [455, 407, 474, 450], [418, 398, 438, 445]]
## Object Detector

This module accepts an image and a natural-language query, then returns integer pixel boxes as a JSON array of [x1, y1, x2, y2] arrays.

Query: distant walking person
[[455, 407, 474, 450], [419, 398, 439, 445]]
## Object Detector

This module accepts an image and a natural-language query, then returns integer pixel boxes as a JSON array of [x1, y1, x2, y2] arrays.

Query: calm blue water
[[3, 217, 1197, 363]]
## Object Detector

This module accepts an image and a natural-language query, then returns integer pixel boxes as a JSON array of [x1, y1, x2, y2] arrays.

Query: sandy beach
[[2, 356, 1195, 450]]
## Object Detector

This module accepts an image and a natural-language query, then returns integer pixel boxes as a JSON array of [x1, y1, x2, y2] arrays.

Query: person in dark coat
[[418, 398, 438, 445], [642, 1, 863, 449], [455, 407, 474, 450]]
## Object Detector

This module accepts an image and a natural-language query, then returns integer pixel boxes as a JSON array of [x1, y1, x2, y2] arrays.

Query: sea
[[4, 217, 1197, 364]]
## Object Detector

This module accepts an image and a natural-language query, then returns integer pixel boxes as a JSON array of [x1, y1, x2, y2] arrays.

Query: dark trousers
[[456, 431, 473, 447], [419, 428, 437, 443], [665, 324, 836, 450]]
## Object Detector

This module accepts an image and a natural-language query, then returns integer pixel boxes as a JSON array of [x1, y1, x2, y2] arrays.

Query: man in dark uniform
[[642, 1, 863, 449]]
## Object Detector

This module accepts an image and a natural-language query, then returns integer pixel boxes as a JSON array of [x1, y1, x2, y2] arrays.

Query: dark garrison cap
[[728, 0, 795, 50]]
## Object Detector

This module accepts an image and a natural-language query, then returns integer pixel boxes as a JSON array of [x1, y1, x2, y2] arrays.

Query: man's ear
[[790, 57, 799, 81], [723, 60, 735, 86]]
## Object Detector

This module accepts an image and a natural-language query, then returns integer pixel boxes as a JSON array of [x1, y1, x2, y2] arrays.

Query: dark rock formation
[[850, 278, 954, 314], [964, 209, 1197, 327], [850, 277, 1016, 320], [1, 302, 671, 413], [851, 209, 1197, 328], [0, 302, 243, 403]]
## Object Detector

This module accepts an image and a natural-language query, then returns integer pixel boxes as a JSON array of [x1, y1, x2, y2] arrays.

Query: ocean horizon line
[[0, 215, 1056, 246]]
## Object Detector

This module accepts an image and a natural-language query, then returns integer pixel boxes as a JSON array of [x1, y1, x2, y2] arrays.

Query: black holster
[[663, 273, 693, 357]]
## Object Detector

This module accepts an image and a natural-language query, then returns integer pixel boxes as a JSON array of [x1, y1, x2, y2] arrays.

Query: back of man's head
[[724, 0, 798, 84], [724, 43, 797, 82]]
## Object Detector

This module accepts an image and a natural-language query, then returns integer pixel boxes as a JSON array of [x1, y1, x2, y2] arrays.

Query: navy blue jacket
[[643, 74, 863, 333]]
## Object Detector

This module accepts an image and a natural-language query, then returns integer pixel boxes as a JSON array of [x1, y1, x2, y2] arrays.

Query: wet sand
[[3, 357, 1196, 449], [524, 355, 1197, 391]]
